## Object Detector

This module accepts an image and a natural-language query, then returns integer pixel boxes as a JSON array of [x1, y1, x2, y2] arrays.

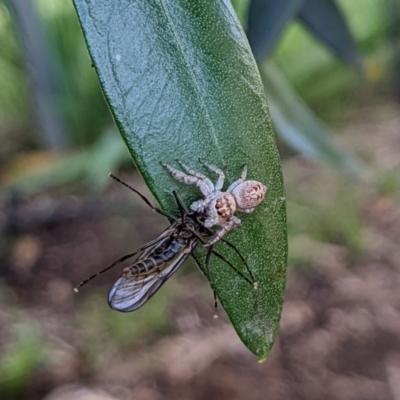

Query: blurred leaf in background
[[0, 320, 48, 399], [6, 0, 69, 149], [247, 0, 362, 69], [243, 0, 363, 174]]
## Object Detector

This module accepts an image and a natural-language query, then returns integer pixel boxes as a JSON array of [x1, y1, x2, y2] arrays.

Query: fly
[[74, 174, 256, 313]]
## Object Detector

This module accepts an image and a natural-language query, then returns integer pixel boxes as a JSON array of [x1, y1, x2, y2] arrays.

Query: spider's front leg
[[227, 166, 267, 212], [199, 160, 226, 191], [162, 163, 214, 197], [226, 165, 247, 193], [190, 198, 208, 213], [204, 215, 241, 247]]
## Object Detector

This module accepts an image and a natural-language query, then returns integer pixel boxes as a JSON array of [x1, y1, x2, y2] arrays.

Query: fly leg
[[205, 246, 218, 318]]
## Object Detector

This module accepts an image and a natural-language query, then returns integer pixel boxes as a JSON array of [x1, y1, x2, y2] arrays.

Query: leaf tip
[[257, 355, 268, 364]]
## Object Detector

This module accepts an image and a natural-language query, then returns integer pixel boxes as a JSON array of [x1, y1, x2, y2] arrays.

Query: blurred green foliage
[[8, 129, 130, 194], [0, 1, 392, 263], [0, 0, 392, 208], [276, 0, 388, 122], [0, 318, 48, 399], [75, 288, 170, 367], [0, 0, 111, 147], [0, 0, 392, 268], [0, 0, 390, 157], [377, 168, 400, 198], [307, 188, 363, 255], [0, 0, 390, 197], [34, 1, 111, 146], [286, 170, 364, 269], [0, 3, 28, 121]]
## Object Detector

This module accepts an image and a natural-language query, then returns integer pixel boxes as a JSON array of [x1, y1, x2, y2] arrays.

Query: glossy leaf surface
[[72, 0, 287, 358]]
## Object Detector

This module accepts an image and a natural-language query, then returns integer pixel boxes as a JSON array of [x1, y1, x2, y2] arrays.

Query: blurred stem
[[261, 60, 365, 177], [6, 0, 69, 149]]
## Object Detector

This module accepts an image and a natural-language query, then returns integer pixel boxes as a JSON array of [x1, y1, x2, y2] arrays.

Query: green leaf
[[72, 0, 287, 358]]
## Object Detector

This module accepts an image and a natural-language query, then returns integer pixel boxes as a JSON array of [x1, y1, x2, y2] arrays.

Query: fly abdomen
[[168, 236, 189, 254], [162, 249, 177, 262], [128, 256, 164, 275], [152, 236, 189, 263]]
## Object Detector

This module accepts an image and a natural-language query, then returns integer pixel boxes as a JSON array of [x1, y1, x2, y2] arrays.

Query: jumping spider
[[162, 161, 267, 247]]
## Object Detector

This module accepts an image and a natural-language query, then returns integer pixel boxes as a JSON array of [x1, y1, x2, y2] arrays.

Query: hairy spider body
[[231, 180, 266, 210], [162, 162, 267, 246]]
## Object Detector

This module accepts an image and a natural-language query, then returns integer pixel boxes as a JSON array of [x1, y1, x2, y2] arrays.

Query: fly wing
[[135, 225, 176, 260], [108, 242, 196, 312]]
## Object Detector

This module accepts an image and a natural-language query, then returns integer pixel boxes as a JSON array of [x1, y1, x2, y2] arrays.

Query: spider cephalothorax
[[162, 161, 267, 246]]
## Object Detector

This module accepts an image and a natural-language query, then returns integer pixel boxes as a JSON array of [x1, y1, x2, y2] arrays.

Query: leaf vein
[[158, 0, 225, 162]]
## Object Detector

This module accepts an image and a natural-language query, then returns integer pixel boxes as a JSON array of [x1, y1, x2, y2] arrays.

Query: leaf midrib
[[159, 0, 224, 162]]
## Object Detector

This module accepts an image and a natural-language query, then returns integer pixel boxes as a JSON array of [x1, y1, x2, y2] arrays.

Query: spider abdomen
[[231, 181, 267, 209]]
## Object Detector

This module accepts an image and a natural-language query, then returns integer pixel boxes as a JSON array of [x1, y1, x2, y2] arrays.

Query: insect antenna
[[108, 173, 178, 222], [205, 247, 218, 318], [74, 251, 138, 292], [74, 226, 176, 292]]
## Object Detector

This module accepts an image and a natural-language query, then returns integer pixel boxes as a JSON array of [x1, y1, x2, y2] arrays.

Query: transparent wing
[[108, 245, 195, 312], [135, 225, 177, 260]]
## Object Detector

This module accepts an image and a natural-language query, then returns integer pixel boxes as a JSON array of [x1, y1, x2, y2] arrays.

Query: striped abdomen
[[125, 235, 194, 276]]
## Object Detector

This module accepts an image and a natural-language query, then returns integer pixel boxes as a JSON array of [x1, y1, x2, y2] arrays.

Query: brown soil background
[[1, 112, 400, 400]]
